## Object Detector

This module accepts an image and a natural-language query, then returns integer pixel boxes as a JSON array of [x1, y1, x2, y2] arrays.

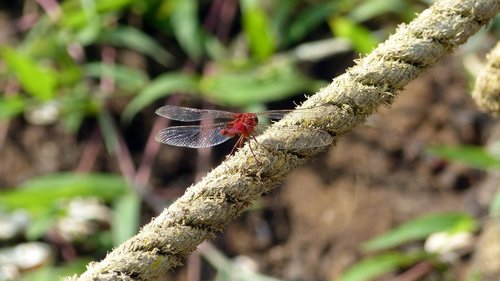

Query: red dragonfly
[[155, 105, 331, 154]]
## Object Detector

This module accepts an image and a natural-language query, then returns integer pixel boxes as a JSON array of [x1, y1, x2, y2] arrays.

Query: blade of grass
[[240, 0, 276, 60], [362, 212, 477, 252], [338, 252, 427, 281], [348, 0, 413, 22], [112, 192, 141, 246], [0, 96, 27, 120], [84, 62, 149, 91], [284, 3, 336, 46], [167, 0, 204, 60], [25, 258, 92, 281], [60, 0, 133, 29], [489, 189, 500, 217], [122, 72, 199, 122], [0, 173, 128, 212], [0, 47, 58, 101], [428, 145, 500, 170], [328, 17, 379, 54], [98, 26, 173, 66], [270, 0, 298, 42], [98, 111, 136, 182], [200, 61, 324, 106]]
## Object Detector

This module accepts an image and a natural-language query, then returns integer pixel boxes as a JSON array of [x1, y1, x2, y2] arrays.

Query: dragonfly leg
[[250, 135, 272, 151], [247, 136, 262, 164], [229, 134, 245, 155]]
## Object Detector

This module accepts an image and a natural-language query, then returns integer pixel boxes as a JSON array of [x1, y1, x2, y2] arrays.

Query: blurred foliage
[[0, 173, 129, 238], [23, 258, 92, 281], [0, 0, 427, 132], [0, 173, 128, 213]]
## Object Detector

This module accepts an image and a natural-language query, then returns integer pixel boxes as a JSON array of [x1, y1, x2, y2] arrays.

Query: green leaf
[[166, 0, 204, 60], [285, 3, 336, 46], [59, 86, 100, 133], [98, 26, 173, 66], [240, 0, 276, 60], [427, 145, 500, 170], [200, 61, 324, 106], [60, 0, 134, 29], [362, 213, 477, 252], [84, 62, 149, 91], [54, 52, 84, 86], [270, 0, 298, 41], [329, 17, 379, 54], [338, 252, 425, 281], [25, 210, 59, 240], [122, 72, 199, 122], [25, 258, 92, 281], [0, 95, 27, 119], [490, 189, 500, 217], [75, 19, 102, 45], [204, 35, 229, 62], [0, 173, 128, 213], [112, 192, 141, 246], [98, 111, 120, 154], [0, 47, 57, 100], [348, 0, 410, 22]]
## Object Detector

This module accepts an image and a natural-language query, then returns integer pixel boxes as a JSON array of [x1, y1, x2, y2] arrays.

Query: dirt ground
[[0, 56, 494, 281]]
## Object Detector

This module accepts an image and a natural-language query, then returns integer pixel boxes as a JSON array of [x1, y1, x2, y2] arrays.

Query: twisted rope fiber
[[472, 41, 500, 115], [67, 0, 500, 280]]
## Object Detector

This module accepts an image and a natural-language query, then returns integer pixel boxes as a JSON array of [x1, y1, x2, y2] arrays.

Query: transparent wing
[[155, 123, 232, 148], [255, 109, 294, 120], [255, 108, 321, 120], [155, 105, 235, 121], [259, 127, 334, 150]]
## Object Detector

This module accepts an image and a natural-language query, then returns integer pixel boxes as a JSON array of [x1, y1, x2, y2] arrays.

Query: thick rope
[[66, 0, 500, 280], [472, 41, 500, 115]]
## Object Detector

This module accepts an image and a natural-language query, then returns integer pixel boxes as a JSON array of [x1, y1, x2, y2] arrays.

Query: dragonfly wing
[[257, 108, 323, 120], [156, 123, 232, 148], [155, 105, 235, 121], [256, 110, 293, 120], [259, 127, 333, 150]]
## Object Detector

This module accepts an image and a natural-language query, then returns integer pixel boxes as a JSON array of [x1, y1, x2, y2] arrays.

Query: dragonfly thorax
[[220, 113, 258, 137]]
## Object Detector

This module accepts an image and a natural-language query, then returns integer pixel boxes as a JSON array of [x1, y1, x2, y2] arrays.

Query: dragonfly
[[154, 105, 332, 156]]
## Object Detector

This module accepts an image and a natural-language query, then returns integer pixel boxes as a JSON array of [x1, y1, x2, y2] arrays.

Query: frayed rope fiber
[[66, 0, 500, 280]]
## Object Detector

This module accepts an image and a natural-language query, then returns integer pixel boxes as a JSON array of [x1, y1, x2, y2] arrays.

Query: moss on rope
[[66, 0, 500, 280]]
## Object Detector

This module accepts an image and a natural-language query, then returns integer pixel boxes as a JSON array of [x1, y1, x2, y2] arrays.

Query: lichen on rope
[[66, 0, 500, 280]]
